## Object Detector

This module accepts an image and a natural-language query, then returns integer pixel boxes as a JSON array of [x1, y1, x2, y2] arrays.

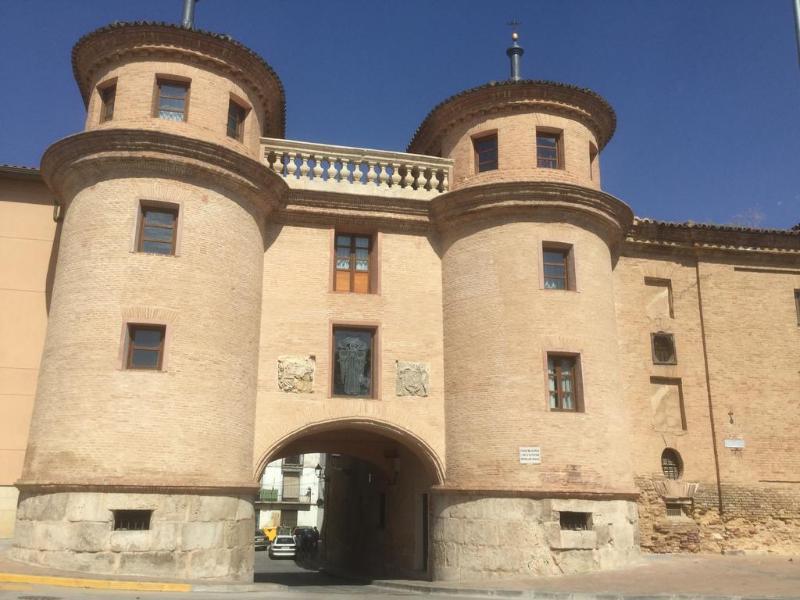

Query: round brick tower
[[12, 23, 285, 581], [409, 78, 639, 579]]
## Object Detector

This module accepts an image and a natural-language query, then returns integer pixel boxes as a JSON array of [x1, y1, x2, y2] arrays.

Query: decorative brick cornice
[[40, 129, 286, 216], [72, 21, 286, 138], [408, 80, 616, 156], [15, 481, 259, 495], [431, 181, 634, 247], [431, 485, 640, 502], [626, 217, 800, 256]]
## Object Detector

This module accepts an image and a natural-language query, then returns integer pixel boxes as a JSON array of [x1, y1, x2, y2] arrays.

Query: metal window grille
[[559, 511, 591, 531], [661, 448, 683, 480], [652, 332, 677, 364], [665, 503, 684, 518], [113, 510, 152, 531]]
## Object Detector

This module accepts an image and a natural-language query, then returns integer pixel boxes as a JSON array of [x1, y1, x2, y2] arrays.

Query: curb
[[0, 572, 192, 592]]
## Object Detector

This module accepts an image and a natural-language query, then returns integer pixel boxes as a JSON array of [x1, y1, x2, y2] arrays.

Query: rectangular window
[[665, 502, 684, 518], [547, 353, 581, 411], [226, 99, 247, 140], [156, 79, 189, 121], [332, 327, 375, 398], [651, 332, 677, 365], [282, 473, 300, 500], [559, 511, 591, 531], [99, 83, 116, 123], [473, 133, 498, 172], [334, 233, 372, 293], [113, 510, 152, 531], [537, 131, 562, 169], [644, 277, 674, 318], [126, 324, 166, 370], [137, 204, 178, 255], [589, 142, 598, 180], [282, 455, 303, 467], [542, 244, 574, 290], [795, 290, 800, 325], [650, 377, 687, 432]]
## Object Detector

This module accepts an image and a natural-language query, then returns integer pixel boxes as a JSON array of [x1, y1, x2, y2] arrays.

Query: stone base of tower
[[10, 490, 255, 581], [431, 493, 640, 581]]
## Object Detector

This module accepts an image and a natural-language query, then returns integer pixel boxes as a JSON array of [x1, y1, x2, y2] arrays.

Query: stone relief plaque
[[395, 361, 429, 397], [277, 355, 315, 393]]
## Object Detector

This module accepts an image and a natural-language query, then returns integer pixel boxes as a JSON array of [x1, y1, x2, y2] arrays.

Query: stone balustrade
[[262, 138, 453, 199]]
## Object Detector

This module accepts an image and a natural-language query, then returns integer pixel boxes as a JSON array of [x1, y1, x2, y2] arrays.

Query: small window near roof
[[99, 83, 116, 123], [227, 99, 247, 140], [473, 133, 498, 172], [113, 510, 152, 531], [137, 204, 178, 255], [589, 142, 598, 180], [542, 244, 574, 290], [651, 332, 677, 365], [126, 324, 166, 370], [156, 79, 189, 121], [661, 448, 683, 480], [547, 353, 582, 412], [537, 130, 562, 169]]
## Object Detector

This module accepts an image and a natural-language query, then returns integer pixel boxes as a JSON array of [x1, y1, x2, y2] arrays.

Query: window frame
[[226, 96, 249, 141], [472, 132, 498, 173], [651, 332, 678, 365], [588, 142, 599, 181], [541, 242, 576, 291], [153, 76, 190, 122], [330, 324, 379, 399], [113, 509, 152, 531], [644, 277, 675, 318], [98, 79, 117, 123], [795, 289, 800, 325], [546, 352, 583, 412], [536, 128, 564, 170], [136, 202, 179, 256], [125, 324, 166, 371], [333, 232, 375, 294], [660, 448, 684, 480]]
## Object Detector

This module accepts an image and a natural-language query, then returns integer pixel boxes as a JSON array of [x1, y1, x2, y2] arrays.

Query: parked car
[[254, 529, 268, 551], [268, 535, 296, 559]]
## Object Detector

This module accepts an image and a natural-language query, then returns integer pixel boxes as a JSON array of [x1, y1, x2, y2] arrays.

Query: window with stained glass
[[334, 234, 371, 293], [332, 327, 374, 398], [548, 354, 580, 411], [156, 79, 188, 121], [137, 205, 178, 255]]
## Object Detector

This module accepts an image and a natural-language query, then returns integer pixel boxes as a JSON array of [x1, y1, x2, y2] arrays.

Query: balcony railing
[[258, 486, 312, 503], [262, 138, 453, 199]]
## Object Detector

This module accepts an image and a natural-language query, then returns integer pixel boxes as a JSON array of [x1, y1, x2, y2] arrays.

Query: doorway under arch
[[254, 418, 444, 580]]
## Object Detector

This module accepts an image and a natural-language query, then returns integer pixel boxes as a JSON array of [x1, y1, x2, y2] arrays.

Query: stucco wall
[[0, 174, 56, 537]]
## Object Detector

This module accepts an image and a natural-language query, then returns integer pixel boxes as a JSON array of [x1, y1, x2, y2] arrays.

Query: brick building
[[0, 17, 798, 583]]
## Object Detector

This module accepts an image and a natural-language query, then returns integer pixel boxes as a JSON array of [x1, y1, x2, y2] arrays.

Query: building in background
[[256, 453, 325, 531]]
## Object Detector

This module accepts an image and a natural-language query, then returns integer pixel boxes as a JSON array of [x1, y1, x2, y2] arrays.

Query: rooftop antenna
[[182, 0, 199, 29], [506, 20, 524, 81]]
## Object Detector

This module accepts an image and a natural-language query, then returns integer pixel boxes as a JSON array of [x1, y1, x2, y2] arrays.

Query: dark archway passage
[[255, 423, 441, 582]]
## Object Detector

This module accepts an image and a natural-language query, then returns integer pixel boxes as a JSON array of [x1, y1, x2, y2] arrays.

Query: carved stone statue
[[396, 361, 430, 397]]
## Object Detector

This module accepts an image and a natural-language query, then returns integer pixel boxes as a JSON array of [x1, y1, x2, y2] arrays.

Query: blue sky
[[1, 0, 798, 228]]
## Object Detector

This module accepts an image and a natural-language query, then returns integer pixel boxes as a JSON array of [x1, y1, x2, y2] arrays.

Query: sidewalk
[[1, 538, 798, 598], [367, 554, 800, 599]]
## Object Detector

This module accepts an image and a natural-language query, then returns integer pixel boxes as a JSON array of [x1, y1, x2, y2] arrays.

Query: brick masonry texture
[[2, 20, 800, 583]]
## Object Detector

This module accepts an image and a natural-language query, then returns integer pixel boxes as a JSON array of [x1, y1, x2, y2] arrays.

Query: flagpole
[[794, 0, 800, 67]]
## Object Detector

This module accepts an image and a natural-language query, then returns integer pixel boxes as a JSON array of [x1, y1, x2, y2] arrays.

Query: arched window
[[661, 448, 683, 480]]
